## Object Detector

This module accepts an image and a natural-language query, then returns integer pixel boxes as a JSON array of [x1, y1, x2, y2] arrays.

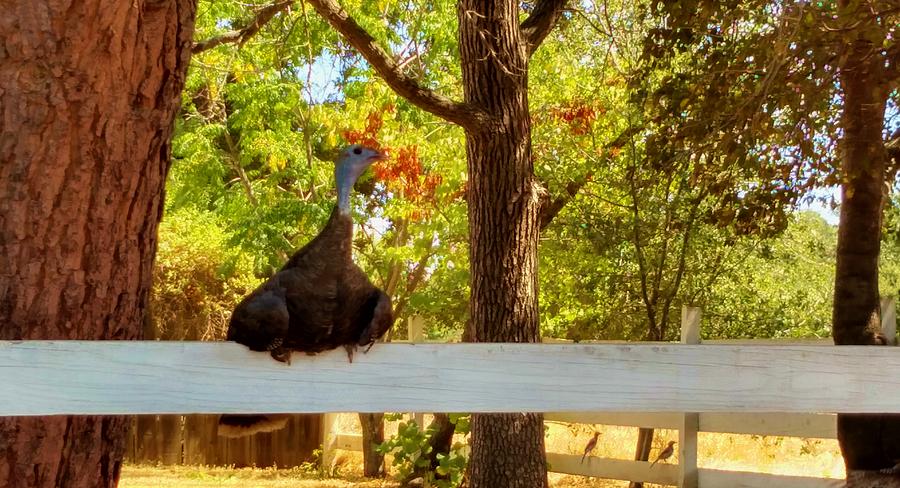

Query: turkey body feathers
[[226, 209, 394, 360]]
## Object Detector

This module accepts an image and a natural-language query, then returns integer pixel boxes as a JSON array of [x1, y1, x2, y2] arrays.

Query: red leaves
[[547, 101, 603, 136], [341, 104, 395, 149], [341, 108, 448, 220], [373, 145, 443, 214]]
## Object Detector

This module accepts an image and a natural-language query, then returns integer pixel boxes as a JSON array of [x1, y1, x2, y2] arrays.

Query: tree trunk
[[0, 2, 196, 487], [359, 413, 385, 477], [458, 1, 547, 487], [401, 413, 456, 486], [629, 428, 654, 488], [832, 1, 900, 476]]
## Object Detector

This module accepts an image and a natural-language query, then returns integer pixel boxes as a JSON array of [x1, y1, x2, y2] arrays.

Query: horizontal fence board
[[546, 453, 678, 485], [701, 339, 833, 346], [332, 433, 363, 452], [2, 341, 900, 415], [699, 413, 836, 438], [545, 412, 683, 429], [698, 469, 843, 488]]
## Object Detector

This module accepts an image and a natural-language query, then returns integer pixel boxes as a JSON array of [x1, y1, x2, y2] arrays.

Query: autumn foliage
[[548, 101, 602, 136], [343, 109, 445, 219]]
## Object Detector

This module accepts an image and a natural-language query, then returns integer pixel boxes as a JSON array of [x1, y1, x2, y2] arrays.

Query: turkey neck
[[335, 161, 365, 215]]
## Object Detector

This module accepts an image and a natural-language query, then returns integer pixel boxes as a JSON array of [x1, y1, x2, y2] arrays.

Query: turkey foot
[[343, 344, 357, 363], [267, 338, 291, 365], [270, 347, 291, 364]]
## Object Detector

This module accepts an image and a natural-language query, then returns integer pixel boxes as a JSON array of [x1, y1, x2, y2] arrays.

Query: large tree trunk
[[458, 2, 548, 487], [832, 0, 900, 478], [0, 2, 196, 487]]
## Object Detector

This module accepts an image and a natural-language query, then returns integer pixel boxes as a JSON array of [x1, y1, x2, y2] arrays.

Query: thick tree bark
[[0, 1, 196, 487], [458, 2, 548, 487], [832, 0, 900, 478]]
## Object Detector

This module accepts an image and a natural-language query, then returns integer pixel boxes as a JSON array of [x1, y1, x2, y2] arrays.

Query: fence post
[[408, 314, 425, 343], [320, 412, 339, 475], [679, 306, 700, 488], [881, 296, 897, 345], [408, 315, 425, 427]]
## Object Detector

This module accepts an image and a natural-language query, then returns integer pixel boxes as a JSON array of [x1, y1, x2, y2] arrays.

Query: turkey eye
[[353, 147, 362, 155]]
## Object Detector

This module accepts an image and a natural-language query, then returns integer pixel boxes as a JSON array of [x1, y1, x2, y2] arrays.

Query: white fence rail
[[3, 341, 900, 415]]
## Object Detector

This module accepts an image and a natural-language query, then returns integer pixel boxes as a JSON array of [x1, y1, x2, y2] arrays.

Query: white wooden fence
[[0, 301, 896, 487], [320, 301, 897, 487]]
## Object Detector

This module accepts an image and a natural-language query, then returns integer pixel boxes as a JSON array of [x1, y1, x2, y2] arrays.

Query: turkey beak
[[368, 151, 388, 170]]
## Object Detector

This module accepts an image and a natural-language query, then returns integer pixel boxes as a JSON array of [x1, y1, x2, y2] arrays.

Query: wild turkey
[[218, 144, 394, 437]]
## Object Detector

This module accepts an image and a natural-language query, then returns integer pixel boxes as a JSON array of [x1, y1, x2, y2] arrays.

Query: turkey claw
[[270, 347, 292, 365], [343, 344, 357, 363]]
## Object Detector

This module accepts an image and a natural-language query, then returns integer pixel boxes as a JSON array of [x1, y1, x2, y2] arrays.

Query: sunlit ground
[[121, 414, 844, 488]]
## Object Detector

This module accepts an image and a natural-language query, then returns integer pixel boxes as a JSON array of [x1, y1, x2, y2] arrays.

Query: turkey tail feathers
[[217, 414, 290, 437]]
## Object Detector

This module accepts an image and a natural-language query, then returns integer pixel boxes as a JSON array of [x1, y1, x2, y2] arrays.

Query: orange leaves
[[341, 105, 393, 149], [341, 108, 449, 221], [547, 100, 604, 136], [374, 145, 443, 215]]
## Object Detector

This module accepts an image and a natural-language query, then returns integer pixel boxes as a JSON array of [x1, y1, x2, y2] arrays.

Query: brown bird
[[650, 440, 676, 467], [581, 432, 601, 463]]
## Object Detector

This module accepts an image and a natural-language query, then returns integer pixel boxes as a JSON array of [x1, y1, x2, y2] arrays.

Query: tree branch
[[537, 127, 641, 229], [539, 174, 591, 230], [193, 0, 294, 54], [520, 0, 569, 56], [305, 0, 491, 130]]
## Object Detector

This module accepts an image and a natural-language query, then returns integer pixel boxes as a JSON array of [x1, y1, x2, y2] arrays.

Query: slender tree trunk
[[0, 2, 196, 487], [359, 413, 385, 477], [401, 413, 456, 485], [629, 428, 654, 488], [832, 1, 900, 477], [458, 2, 547, 487], [305, 1, 565, 485]]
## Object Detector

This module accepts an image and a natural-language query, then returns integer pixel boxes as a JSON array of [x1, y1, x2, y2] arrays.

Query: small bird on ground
[[581, 432, 601, 463], [650, 440, 676, 467]]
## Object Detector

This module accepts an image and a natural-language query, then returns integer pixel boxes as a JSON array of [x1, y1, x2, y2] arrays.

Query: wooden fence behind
[[125, 414, 321, 467], [123, 310, 323, 467], [122, 316, 430, 466]]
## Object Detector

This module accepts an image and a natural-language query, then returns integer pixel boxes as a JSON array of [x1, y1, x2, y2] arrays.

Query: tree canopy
[[155, 0, 900, 346]]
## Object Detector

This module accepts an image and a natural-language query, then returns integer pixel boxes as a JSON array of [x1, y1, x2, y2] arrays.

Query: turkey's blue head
[[335, 144, 386, 213]]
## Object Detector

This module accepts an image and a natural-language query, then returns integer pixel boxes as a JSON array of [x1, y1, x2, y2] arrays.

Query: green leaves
[[377, 415, 469, 487], [156, 0, 900, 352]]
